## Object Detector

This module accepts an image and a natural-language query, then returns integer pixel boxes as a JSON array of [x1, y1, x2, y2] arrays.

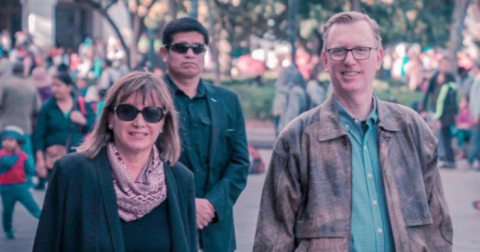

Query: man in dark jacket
[[160, 18, 250, 252], [254, 11, 452, 252]]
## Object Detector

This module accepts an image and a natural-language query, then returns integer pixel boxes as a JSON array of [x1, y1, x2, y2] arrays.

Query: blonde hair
[[76, 71, 181, 164], [322, 11, 382, 50]]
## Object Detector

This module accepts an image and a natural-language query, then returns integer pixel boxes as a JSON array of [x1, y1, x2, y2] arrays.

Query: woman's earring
[[108, 124, 113, 129]]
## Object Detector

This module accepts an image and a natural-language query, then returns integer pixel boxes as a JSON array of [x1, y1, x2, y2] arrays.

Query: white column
[[26, 0, 57, 50]]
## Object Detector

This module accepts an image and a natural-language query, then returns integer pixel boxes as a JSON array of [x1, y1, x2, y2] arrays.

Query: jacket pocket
[[294, 221, 349, 252]]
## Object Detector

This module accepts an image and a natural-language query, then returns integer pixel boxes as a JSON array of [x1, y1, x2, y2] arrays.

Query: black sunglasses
[[166, 43, 206, 54], [113, 104, 167, 123]]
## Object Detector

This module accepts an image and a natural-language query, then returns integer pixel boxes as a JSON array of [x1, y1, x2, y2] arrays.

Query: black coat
[[32, 148, 198, 252]]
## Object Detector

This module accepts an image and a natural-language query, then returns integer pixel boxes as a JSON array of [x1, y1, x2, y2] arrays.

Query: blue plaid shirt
[[335, 98, 395, 252]]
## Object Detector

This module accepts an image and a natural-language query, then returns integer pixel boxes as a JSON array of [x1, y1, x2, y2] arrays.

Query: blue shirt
[[335, 98, 395, 252]]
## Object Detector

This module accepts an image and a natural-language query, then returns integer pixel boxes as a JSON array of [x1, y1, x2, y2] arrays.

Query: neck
[[115, 144, 152, 181], [335, 91, 374, 121], [168, 73, 200, 98]]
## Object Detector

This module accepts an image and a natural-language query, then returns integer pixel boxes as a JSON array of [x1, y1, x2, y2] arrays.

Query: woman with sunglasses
[[33, 72, 197, 252], [33, 72, 95, 189]]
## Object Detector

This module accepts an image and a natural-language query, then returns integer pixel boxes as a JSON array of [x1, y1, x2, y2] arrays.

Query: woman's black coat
[[32, 148, 198, 252]]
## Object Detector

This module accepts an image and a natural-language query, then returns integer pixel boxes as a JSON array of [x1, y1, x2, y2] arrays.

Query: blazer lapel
[[95, 148, 125, 252], [165, 163, 189, 251], [204, 84, 221, 169]]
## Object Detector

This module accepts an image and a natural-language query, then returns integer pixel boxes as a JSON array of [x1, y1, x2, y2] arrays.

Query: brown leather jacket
[[254, 95, 453, 252]]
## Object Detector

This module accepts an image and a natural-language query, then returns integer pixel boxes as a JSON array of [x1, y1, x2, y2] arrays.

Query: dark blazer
[[32, 148, 198, 252], [169, 78, 250, 252]]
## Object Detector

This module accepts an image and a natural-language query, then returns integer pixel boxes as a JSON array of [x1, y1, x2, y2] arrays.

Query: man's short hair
[[162, 17, 209, 46], [322, 11, 382, 50]]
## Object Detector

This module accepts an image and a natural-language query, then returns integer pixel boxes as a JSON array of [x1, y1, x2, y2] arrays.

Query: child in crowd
[[0, 126, 41, 239], [455, 97, 473, 159]]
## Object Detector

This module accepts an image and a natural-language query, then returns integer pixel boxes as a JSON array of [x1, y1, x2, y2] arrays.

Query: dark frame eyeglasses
[[113, 104, 168, 123], [326, 47, 377, 61], [165, 43, 207, 55]]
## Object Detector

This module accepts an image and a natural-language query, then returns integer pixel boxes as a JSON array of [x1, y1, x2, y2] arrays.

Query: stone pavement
[[1, 150, 479, 252]]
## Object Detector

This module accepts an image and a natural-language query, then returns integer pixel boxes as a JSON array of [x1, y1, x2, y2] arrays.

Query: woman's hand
[[36, 159, 47, 178], [70, 111, 87, 125]]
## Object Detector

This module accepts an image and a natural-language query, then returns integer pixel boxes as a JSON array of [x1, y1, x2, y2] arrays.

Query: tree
[[447, 0, 472, 73], [74, 0, 180, 69]]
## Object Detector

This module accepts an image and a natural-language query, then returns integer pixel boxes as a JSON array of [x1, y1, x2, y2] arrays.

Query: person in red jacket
[[0, 126, 41, 239]]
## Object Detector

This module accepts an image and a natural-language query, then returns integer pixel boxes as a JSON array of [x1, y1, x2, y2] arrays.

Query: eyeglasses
[[165, 43, 207, 55], [326, 47, 377, 61], [113, 104, 167, 123]]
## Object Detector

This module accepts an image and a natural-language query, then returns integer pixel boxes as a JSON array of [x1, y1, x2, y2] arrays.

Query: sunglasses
[[113, 104, 167, 123], [166, 43, 207, 54]]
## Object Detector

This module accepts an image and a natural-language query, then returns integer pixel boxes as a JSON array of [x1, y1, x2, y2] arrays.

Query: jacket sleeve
[[203, 97, 250, 222], [253, 133, 302, 251], [33, 105, 48, 151], [82, 101, 96, 133], [418, 118, 453, 248], [32, 161, 68, 252], [188, 171, 199, 252]]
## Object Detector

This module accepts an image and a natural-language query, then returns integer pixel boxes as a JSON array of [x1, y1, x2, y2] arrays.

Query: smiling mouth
[[342, 71, 360, 76], [129, 132, 148, 137]]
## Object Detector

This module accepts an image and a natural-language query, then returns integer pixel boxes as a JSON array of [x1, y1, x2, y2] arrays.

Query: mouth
[[182, 62, 196, 67], [341, 71, 361, 76], [128, 132, 148, 137]]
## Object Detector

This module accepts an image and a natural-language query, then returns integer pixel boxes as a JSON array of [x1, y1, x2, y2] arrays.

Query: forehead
[[119, 91, 163, 107], [326, 21, 376, 48], [171, 31, 204, 44]]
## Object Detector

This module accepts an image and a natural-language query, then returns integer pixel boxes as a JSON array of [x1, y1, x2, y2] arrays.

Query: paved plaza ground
[[0, 149, 479, 251]]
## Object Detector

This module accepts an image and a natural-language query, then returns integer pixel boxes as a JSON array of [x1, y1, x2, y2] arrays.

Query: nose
[[132, 112, 147, 127], [343, 50, 357, 66], [184, 48, 195, 58]]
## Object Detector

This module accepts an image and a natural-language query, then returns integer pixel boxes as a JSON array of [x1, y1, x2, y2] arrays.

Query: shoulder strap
[[77, 96, 87, 116]]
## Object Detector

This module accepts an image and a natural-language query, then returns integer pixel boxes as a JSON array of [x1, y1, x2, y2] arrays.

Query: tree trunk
[[350, 0, 362, 12], [448, 0, 471, 74], [205, 0, 221, 85], [168, 0, 177, 19], [131, 15, 141, 69]]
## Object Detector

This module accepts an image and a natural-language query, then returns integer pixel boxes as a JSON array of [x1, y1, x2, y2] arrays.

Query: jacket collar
[[318, 94, 401, 142]]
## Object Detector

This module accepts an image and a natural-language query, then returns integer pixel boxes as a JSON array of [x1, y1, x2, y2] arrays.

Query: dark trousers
[[468, 123, 480, 164], [439, 126, 455, 163], [1, 184, 41, 232]]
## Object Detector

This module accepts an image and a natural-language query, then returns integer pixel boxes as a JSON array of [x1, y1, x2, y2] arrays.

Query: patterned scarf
[[107, 143, 167, 222]]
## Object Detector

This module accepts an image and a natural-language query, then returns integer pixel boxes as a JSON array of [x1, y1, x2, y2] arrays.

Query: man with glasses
[[254, 12, 452, 252], [160, 17, 250, 252]]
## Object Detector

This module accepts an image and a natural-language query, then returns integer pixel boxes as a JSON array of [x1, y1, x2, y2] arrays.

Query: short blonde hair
[[323, 11, 382, 50], [76, 71, 181, 164]]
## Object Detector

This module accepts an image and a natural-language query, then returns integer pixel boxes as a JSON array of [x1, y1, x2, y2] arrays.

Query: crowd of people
[[0, 10, 478, 252]]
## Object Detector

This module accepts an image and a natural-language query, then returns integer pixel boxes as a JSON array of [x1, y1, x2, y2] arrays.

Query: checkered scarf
[[107, 143, 167, 222]]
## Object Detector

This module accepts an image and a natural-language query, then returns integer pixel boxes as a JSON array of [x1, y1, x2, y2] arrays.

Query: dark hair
[[458, 67, 468, 75], [104, 59, 113, 67], [57, 63, 69, 73], [162, 18, 209, 46], [442, 72, 456, 84], [55, 72, 74, 86], [12, 62, 24, 75]]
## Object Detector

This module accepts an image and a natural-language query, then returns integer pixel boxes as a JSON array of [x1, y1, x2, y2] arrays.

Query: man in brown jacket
[[254, 12, 452, 252]]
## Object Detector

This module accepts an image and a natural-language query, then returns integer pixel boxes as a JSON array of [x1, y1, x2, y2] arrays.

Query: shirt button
[[354, 119, 360, 124], [368, 173, 373, 178], [363, 146, 368, 151], [372, 200, 378, 205], [378, 228, 383, 234], [345, 124, 350, 129], [193, 124, 198, 127]]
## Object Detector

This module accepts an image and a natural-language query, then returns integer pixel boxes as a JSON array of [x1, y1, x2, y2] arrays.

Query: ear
[[160, 47, 168, 63], [321, 50, 329, 73], [376, 47, 384, 70]]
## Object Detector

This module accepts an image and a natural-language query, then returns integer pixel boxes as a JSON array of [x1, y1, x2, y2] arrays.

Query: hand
[[433, 120, 442, 130], [473, 117, 479, 126], [70, 111, 87, 125], [35, 160, 47, 178], [195, 198, 215, 230], [420, 111, 428, 119]]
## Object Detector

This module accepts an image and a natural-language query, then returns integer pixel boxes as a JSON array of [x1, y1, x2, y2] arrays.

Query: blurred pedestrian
[[455, 97, 472, 160], [30, 66, 53, 103], [273, 65, 309, 135], [0, 62, 42, 182], [33, 72, 197, 252], [467, 60, 480, 170], [0, 126, 41, 239], [254, 11, 452, 252], [33, 73, 95, 189], [160, 17, 249, 252], [457, 67, 473, 99]]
